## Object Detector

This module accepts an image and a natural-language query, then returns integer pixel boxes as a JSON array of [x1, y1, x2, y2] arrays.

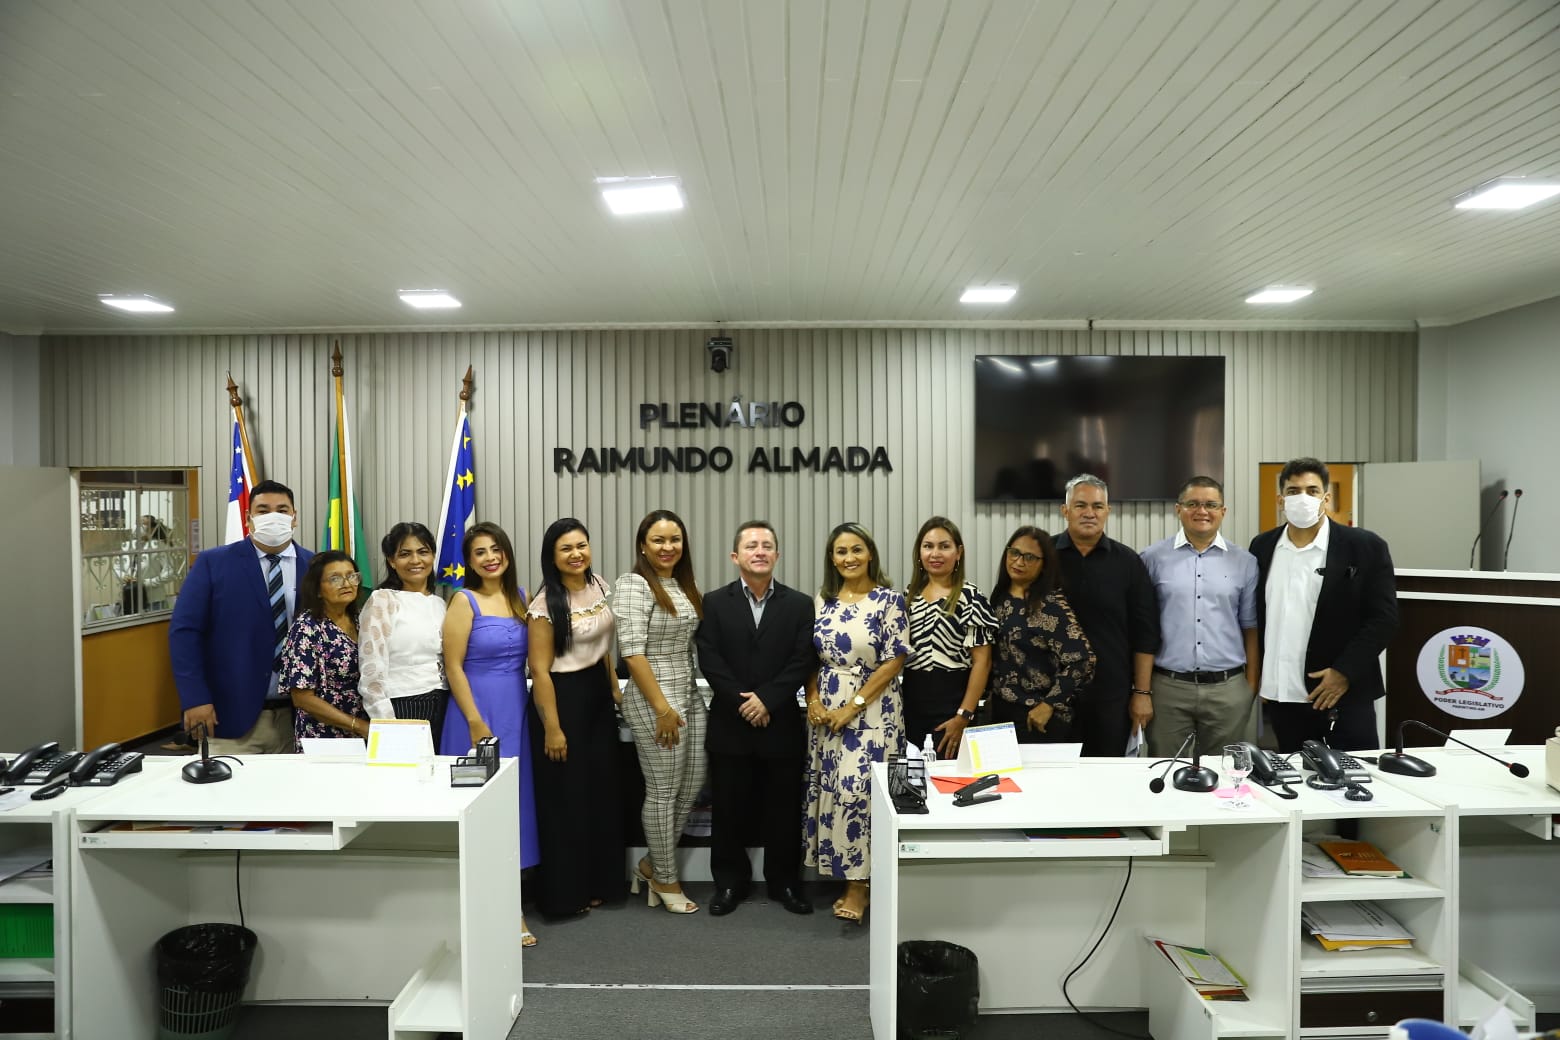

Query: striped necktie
[[265, 553, 287, 671]]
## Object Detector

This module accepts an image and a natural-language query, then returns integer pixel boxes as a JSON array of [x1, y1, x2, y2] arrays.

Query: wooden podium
[[1386, 569, 1560, 745]]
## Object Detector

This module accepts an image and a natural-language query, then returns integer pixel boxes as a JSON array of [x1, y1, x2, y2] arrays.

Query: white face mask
[[1282, 494, 1324, 529], [250, 511, 295, 546]]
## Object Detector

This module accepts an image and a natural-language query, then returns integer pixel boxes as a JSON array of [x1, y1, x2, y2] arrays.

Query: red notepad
[[929, 775, 1023, 794]]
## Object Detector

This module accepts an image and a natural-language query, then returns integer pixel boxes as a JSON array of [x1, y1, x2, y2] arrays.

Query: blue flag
[[435, 406, 476, 587]]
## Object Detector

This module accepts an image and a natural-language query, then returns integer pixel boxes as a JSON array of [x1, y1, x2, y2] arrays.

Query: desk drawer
[[1300, 988, 1442, 1029]]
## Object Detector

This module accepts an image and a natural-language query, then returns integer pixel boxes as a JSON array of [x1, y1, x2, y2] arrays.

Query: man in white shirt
[[1248, 459, 1399, 752]]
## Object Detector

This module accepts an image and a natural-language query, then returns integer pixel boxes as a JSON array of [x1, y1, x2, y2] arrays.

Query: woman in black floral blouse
[[987, 526, 1095, 742], [279, 550, 368, 751]]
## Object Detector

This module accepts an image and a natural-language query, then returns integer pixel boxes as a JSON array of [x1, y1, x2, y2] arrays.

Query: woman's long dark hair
[[991, 525, 1059, 614], [630, 509, 703, 618], [460, 522, 528, 619], [906, 515, 967, 615], [819, 522, 891, 601], [297, 550, 362, 622], [539, 518, 595, 656], [379, 521, 436, 591]]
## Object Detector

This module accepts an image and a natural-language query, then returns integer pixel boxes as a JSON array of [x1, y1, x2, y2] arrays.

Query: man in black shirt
[[1054, 474, 1161, 757]]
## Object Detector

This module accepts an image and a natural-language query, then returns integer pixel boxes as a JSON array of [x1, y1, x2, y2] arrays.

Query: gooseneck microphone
[[1501, 489, 1524, 571], [1376, 719, 1531, 779], [1148, 732, 1194, 793], [1468, 489, 1508, 569], [1172, 735, 1220, 793]]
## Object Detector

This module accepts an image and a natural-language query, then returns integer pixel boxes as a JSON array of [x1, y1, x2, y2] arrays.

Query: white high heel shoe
[[630, 860, 700, 914]]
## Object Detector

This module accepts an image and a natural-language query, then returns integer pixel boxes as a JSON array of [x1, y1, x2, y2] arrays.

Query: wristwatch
[[956, 708, 976, 722], [852, 694, 867, 707]]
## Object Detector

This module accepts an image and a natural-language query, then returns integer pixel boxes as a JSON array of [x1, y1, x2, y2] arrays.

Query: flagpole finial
[[226, 373, 241, 408], [331, 341, 344, 377], [460, 365, 475, 402]]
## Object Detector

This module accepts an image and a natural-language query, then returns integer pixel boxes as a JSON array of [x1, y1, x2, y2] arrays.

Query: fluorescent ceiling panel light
[[1245, 286, 1313, 304], [98, 294, 174, 313], [960, 286, 1017, 304], [398, 290, 462, 309], [597, 176, 684, 215], [1454, 178, 1560, 210]]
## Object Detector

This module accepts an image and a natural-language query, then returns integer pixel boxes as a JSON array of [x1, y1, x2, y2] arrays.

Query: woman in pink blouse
[[527, 517, 625, 918]]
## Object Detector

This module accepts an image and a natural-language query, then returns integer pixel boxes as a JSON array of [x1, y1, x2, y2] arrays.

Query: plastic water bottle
[[922, 734, 937, 763]]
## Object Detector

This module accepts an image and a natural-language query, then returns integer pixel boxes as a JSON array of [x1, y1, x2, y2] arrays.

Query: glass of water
[[1221, 744, 1254, 808]]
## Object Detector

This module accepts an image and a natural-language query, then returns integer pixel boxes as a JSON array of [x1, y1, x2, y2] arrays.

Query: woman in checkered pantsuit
[[614, 509, 706, 914]]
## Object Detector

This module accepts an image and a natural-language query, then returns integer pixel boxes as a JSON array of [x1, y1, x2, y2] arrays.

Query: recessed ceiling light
[[960, 286, 1017, 304], [1453, 177, 1560, 210], [1245, 286, 1313, 304], [398, 290, 462, 309], [99, 294, 174, 313], [597, 176, 684, 216]]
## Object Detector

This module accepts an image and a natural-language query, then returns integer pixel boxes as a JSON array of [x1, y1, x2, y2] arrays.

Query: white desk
[[871, 759, 1292, 1040], [870, 751, 1560, 1040], [1369, 746, 1560, 1022], [67, 756, 522, 1040], [0, 756, 181, 1040]]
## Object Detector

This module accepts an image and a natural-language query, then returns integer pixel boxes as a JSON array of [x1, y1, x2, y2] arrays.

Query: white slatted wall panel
[[40, 328, 1415, 594]]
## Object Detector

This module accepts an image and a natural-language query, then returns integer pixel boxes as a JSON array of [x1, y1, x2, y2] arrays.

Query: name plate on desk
[[955, 722, 1023, 775], [366, 719, 434, 767]]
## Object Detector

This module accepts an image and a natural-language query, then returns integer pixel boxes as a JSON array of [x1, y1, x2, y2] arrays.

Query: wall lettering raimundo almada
[[552, 399, 893, 476]]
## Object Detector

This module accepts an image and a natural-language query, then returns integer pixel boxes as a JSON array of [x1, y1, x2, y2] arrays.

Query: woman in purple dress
[[441, 521, 538, 946]]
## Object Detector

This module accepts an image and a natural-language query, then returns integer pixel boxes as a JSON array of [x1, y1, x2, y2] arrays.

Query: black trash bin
[[898, 940, 979, 1039], [155, 924, 257, 1040]]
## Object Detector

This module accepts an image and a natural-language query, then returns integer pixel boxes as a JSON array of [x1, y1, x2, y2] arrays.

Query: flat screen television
[[973, 355, 1225, 501]]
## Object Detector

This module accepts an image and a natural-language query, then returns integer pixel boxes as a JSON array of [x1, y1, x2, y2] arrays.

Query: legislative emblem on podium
[[1415, 625, 1525, 719]]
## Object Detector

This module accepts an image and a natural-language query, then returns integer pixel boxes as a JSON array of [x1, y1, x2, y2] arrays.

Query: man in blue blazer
[[169, 480, 313, 754], [1249, 458, 1398, 752]]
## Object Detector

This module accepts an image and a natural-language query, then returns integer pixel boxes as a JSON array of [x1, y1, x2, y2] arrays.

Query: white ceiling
[[2, 0, 1558, 334]]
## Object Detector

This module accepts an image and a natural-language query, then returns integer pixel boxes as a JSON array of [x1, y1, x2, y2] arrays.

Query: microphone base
[[182, 759, 233, 784], [1172, 765, 1219, 793], [1376, 752, 1437, 778]]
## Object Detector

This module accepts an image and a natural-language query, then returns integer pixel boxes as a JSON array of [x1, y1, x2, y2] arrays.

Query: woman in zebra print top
[[903, 516, 997, 757]]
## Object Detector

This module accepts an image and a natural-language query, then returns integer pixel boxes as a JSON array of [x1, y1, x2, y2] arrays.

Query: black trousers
[[531, 666, 625, 917], [1077, 694, 1131, 757], [1264, 696, 1378, 753], [901, 668, 970, 749], [707, 749, 805, 894]]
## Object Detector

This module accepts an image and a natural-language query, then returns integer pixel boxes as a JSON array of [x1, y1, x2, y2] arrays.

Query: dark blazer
[[695, 578, 817, 758], [168, 538, 314, 738], [1249, 522, 1398, 701]]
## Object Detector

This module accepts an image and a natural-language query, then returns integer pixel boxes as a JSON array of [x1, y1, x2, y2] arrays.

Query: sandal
[[521, 918, 538, 948], [833, 882, 869, 924]]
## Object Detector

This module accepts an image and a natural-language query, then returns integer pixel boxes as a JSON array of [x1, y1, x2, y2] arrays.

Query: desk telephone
[[1239, 742, 1301, 787], [1298, 740, 1372, 785], [3, 740, 144, 787]]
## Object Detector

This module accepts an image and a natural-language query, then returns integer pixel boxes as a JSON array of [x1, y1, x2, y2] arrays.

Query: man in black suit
[[1249, 458, 1399, 752], [695, 520, 817, 916]]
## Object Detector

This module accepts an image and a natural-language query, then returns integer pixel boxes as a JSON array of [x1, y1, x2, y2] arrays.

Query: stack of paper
[[1148, 937, 1249, 1000], [1301, 842, 1347, 878], [1301, 901, 1414, 952]]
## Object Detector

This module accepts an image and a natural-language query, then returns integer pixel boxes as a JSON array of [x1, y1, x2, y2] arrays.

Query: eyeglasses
[[1178, 500, 1225, 511], [324, 573, 362, 589], [1005, 547, 1042, 566]]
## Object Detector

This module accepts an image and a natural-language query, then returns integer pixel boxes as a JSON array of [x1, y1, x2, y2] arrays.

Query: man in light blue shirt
[[1140, 476, 1260, 759]]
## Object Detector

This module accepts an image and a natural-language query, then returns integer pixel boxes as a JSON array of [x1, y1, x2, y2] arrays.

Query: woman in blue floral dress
[[803, 523, 910, 924], [279, 550, 368, 750]]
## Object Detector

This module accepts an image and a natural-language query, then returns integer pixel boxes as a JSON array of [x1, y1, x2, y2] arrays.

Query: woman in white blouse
[[614, 509, 705, 914], [357, 522, 448, 747], [527, 517, 624, 919]]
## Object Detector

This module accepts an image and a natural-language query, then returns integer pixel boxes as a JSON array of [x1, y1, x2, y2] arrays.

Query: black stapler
[[952, 773, 1002, 807]]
